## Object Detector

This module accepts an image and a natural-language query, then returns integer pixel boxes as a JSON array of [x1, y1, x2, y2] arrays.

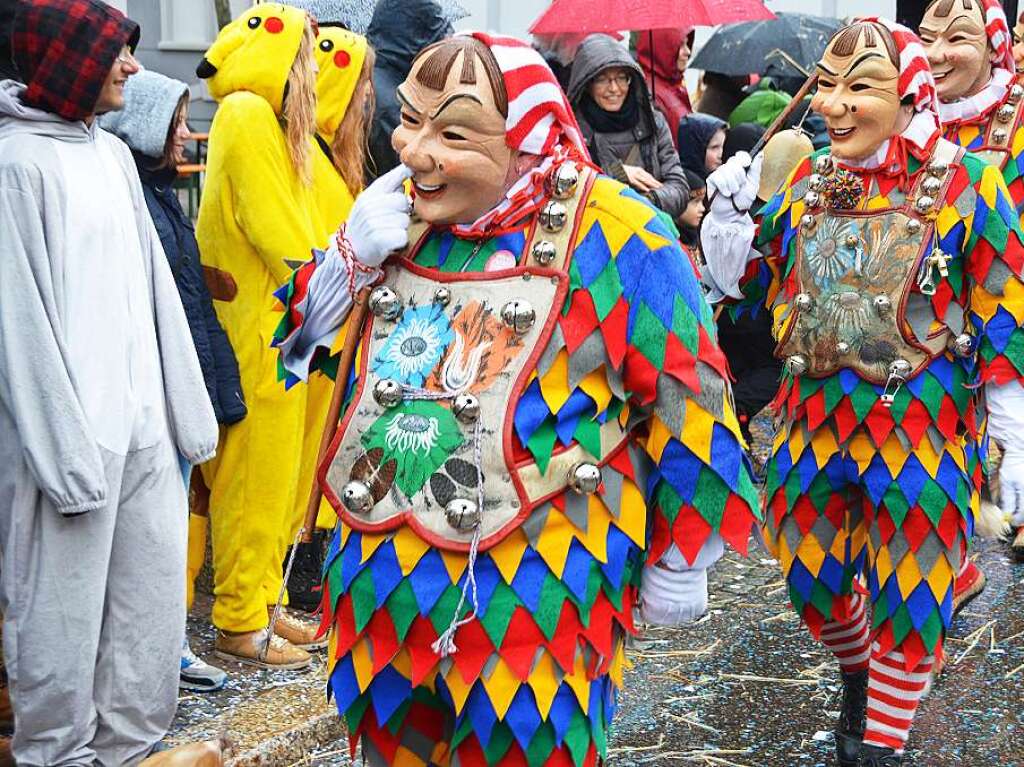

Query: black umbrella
[[689, 12, 842, 77]]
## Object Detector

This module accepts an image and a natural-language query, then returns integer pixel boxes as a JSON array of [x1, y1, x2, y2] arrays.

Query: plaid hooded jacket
[[11, 0, 139, 122]]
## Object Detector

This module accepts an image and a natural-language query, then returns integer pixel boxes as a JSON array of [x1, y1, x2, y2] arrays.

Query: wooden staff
[[300, 286, 372, 543], [263, 286, 371, 660]]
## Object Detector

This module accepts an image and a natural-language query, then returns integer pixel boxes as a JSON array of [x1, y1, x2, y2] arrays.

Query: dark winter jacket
[[0, 0, 17, 81], [567, 34, 688, 219], [137, 160, 247, 425], [366, 0, 452, 178]]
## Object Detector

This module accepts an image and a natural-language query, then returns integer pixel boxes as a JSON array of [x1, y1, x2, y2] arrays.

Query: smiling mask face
[[811, 23, 907, 161], [919, 0, 995, 102], [392, 38, 515, 226]]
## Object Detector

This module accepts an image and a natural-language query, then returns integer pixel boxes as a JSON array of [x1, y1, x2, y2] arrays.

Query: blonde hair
[[283, 19, 317, 186], [330, 45, 376, 194]]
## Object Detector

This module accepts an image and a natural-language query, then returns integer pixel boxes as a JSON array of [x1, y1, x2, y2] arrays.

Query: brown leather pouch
[[203, 266, 238, 302]]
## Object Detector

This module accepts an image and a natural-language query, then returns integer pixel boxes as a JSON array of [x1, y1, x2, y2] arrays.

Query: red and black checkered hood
[[12, 0, 140, 122]]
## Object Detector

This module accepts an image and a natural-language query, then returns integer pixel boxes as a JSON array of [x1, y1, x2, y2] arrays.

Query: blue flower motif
[[372, 304, 453, 387]]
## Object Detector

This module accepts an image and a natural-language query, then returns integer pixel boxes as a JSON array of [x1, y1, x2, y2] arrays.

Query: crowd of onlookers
[[0, 0, 814, 762]]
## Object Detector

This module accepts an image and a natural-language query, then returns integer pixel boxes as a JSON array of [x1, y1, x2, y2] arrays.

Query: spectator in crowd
[[703, 121, 782, 447], [677, 112, 727, 179], [728, 79, 791, 128], [366, 0, 452, 178], [678, 167, 706, 255], [195, 3, 327, 670], [694, 71, 750, 121], [0, 1, 218, 763], [568, 33, 688, 218], [100, 69, 248, 693], [635, 27, 695, 145]]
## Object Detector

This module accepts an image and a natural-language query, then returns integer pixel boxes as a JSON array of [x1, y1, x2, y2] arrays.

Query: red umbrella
[[529, 0, 775, 35]]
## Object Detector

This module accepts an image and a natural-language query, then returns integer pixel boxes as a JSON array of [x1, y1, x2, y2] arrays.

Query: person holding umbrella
[[567, 34, 689, 219], [702, 17, 1024, 766], [918, 0, 1024, 575], [635, 27, 695, 145]]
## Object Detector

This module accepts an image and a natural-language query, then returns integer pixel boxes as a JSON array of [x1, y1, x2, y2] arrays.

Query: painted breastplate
[[970, 78, 1024, 171], [321, 165, 626, 552], [776, 140, 963, 387]]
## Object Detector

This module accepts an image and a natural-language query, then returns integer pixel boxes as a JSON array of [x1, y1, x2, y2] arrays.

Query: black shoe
[[858, 744, 903, 766], [836, 669, 868, 767], [284, 529, 328, 613]]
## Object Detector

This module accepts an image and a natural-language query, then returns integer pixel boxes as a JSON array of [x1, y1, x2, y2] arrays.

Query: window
[[158, 0, 249, 52]]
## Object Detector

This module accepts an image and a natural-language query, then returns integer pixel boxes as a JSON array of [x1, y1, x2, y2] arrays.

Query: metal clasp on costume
[[917, 248, 951, 296], [881, 359, 912, 407]]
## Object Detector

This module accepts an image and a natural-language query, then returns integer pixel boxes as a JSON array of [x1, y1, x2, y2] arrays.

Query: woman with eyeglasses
[[568, 34, 688, 219]]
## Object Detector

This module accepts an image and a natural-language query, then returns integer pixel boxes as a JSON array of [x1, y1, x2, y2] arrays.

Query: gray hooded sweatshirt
[[0, 79, 218, 515]]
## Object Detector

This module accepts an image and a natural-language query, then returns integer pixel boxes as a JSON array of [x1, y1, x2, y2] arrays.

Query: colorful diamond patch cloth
[[275, 175, 761, 765], [748, 147, 1024, 668]]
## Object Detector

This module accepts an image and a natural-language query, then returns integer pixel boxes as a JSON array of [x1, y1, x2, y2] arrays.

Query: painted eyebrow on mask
[[843, 51, 887, 77], [396, 88, 421, 115], [430, 92, 484, 119]]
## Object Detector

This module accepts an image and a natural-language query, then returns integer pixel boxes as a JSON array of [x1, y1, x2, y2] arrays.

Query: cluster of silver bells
[[990, 84, 1023, 145], [367, 284, 538, 336], [785, 333, 974, 377], [340, 460, 602, 532]]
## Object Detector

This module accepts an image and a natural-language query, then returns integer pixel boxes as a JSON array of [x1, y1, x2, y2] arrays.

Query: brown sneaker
[[268, 607, 328, 650], [214, 629, 311, 670]]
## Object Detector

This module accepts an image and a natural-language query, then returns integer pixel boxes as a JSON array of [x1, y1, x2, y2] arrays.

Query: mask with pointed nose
[[918, 0, 996, 103], [391, 37, 516, 226]]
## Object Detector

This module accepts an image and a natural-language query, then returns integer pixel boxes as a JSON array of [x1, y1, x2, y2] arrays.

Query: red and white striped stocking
[[819, 592, 871, 673], [862, 643, 935, 753]]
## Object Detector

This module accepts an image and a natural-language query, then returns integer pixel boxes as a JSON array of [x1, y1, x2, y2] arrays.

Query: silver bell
[[368, 285, 402, 321], [795, 292, 814, 311], [532, 240, 558, 266], [445, 498, 480, 532], [539, 201, 569, 233], [889, 358, 912, 378], [801, 213, 816, 231], [873, 295, 893, 316], [906, 218, 923, 235], [341, 480, 374, 514], [373, 378, 403, 408], [814, 154, 833, 175], [568, 462, 601, 495], [1011, 84, 1024, 104], [845, 234, 859, 249], [452, 393, 480, 423], [951, 333, 974, 357], [808, 173, 825, 191], [926, 159, 948, 176], [501, 299, 536, 335], [804, 191, 821, 208], [433, 287, 452, 306], [786, 354, 808, 376], [551, 163, 580, 199], [836, 341, 851, 356], [914, 195, 935, 214], [998, 103, 1016, 123], [994, 128, 1009, 144], [921, 175, 942, 196]]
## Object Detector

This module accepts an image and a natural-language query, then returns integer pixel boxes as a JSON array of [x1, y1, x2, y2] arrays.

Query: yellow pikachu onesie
[[303, 24, 369, 530], [195, 4, 328, 632]]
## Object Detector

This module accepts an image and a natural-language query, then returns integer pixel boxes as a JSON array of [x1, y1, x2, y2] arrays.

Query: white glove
[[987, 380, 1024, 527], [707, 151, 763, 217], [346, 163, 414, 267], [639, 534, 725, 626]]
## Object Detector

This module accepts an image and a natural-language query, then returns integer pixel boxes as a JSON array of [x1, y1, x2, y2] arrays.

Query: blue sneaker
[[180, 639, 227, 692]]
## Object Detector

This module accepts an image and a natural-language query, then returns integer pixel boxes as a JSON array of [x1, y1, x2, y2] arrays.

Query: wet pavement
[[171, 415, 1024, 766]]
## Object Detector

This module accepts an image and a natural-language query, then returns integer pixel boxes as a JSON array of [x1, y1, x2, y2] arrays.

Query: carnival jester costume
[[919, 0, 1024, 564], [275, 33, 760, 766], [702, 18, 1024, 767]]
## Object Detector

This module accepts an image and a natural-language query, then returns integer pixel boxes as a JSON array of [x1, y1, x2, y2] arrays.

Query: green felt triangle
[[883, 485, 910, 528], [654, 482, 683, 526], [588, 261, 624, 322], [429, 585, 467, 636], [574, 417, 603, 459], [350, 568, 377, 633], [527, 419, 559, 476], [527, 722, 557, 767], [480, 582, 522, 647], [535, 575, 570, 641], [693, 469, 728, 530], [809, 579, 837, 620], [564, 709, 591, 767], [920, 607, 943, 653], [823, 376, 845, 415], [451, 713, 475, 750], [872, 591, 890, 630], [890, 603, 913, 647], [849, 382, 878, 421], [917, 478, 949, 528], [483, 722, 515, 764], [385, 579, 419, 642], [630, 302, 668, 371], [343, 693, 371, 732]]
